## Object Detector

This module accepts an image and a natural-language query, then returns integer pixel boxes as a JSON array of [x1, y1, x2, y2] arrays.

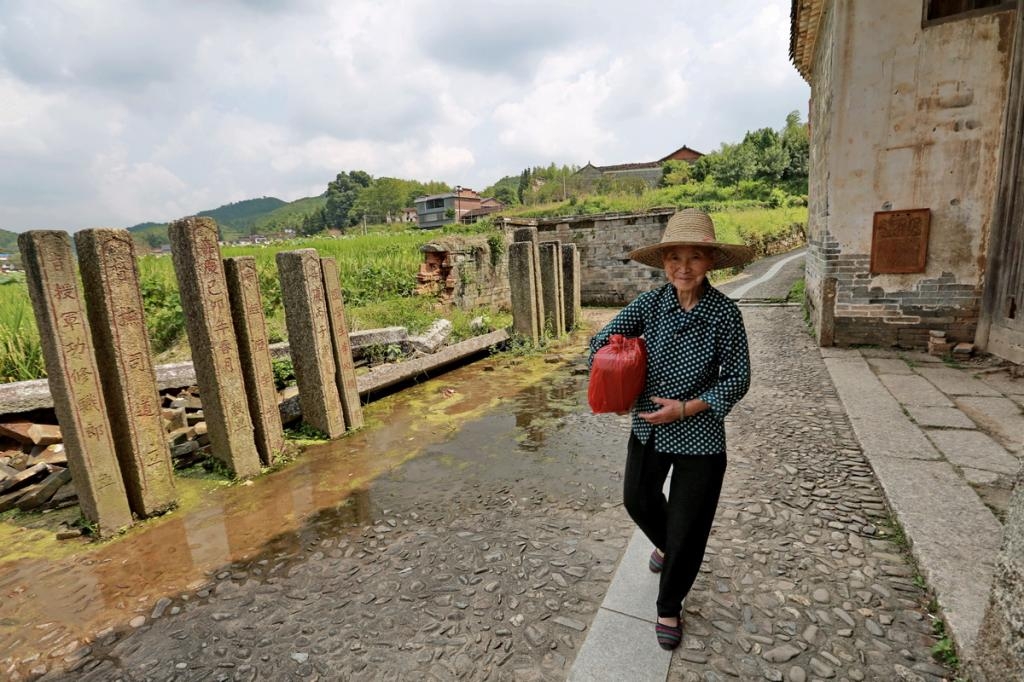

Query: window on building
[[425, 198, 444, 209], [925, 0, 1015, 22]]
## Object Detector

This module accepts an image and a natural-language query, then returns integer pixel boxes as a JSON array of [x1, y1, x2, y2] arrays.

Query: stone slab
[[561, 243, 582, 332], [978, 370, 1024, 397], [509, 242, 541, 344], [906, 406, 976, 429], [568, 609, 671, 682], [926, 429, 1020, 476], [358, 330, 509, 395], [77, 228, 177, 517], [866, 358, 913, 375], [826, 359, 941, 460], [320, 257, 363, 431], [224, 256, 285, 465], [276, 249, 345, 438], [169, 217, 261, 479], [954, 397, 1024, 453], [599, 529, 660, 622], [878, 374, 952, 407], [916, 366, 1002, 397], [824, 353, 1004, 656], [539, 241, 565, 337], [19, 230, 133, 535], [962, 467, 1001, 485]]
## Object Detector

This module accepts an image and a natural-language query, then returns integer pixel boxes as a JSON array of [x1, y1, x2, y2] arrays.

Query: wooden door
[[981, 7, 1024, 363]]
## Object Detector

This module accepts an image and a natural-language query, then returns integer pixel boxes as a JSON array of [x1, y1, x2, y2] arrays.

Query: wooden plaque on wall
[[870, 209, 931, 274]]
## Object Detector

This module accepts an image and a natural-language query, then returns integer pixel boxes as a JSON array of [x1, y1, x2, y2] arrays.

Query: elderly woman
[[589, 209, 752, 650]]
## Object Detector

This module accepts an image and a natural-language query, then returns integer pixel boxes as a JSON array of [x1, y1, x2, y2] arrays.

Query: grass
[[0, 274, 45, 382]]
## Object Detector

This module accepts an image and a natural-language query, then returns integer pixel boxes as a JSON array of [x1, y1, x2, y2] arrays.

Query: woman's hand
[[638, 397, 684, 424]]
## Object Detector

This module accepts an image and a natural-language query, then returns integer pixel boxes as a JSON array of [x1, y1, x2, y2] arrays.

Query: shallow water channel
[[0, 337, 618, 672]]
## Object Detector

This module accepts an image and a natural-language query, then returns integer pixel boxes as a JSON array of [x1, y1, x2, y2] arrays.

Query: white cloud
[[0, 0, 808, 231]]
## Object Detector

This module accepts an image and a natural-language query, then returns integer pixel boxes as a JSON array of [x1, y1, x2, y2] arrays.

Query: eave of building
[[790, 0, 824, 83]]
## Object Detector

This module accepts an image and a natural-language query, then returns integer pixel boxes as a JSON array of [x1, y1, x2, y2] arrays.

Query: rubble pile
[[0, 386, 217, 519]]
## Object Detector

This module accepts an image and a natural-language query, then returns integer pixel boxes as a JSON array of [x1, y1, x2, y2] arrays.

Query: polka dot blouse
[[589, 281, 751, 455]]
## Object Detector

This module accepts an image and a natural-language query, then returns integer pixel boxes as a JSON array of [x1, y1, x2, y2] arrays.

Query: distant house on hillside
[[460, 197, 505, 224], [414, 188, 484, 229], [575, 144, 704, 188], [400, 207, 418, 224]]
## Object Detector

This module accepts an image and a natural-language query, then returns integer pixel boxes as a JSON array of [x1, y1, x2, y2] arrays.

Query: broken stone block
[[162, 407, 187, 432], [28, 445, 67, 468], [953, 342, 974, 356], [0, 462, 48, 494], [18, 468, 72, 511], [409, 319, 453, 354], [170, 441, 198, 458], [0, 421, 62, 446], [49, 482, 78, 507], [186, 411, 205, 426]]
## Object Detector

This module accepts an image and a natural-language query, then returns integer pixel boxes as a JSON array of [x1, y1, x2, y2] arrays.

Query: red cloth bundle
[[588, 335, 647, 413]]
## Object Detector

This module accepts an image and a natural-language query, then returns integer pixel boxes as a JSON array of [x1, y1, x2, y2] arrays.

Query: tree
[[298, 207, 328, 236], [780, 110, 809, 182], [661, 160, 691, 187], [492, 184, 516, 205], [324, 170, 373, 230], [517, 169, 530, 204]]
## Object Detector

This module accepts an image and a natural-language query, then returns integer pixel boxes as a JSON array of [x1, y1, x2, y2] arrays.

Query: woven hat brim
[[627, 241, 754, 270]]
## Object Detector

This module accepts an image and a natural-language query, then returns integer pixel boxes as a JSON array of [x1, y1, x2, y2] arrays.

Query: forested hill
[[128, 196, 292, 246], [0, 228, 19, 254]]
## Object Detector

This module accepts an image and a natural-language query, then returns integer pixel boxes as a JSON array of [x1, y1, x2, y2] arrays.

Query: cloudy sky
[[0, 0, 808, 232]]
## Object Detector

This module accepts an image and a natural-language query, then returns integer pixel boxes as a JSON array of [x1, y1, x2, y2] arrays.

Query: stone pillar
[[513, 227, 545, 337], [224, 256, 285, 465], [974, 475, 1024, 680], [75, 229, 177, 517], [561, 243, 582, 332], [276, 249, 345, 438], [168, 217, 261, 479], [509, 242, 541, 344], [320, 257, 364, 430], [538, 241, 565, 337], [18, 231, 133, 536]]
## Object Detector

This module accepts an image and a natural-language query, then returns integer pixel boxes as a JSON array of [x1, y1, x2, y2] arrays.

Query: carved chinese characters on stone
[[277, 249, 345, 438], [18, 231, 133, 535], [871, 209, 931, 274], [169, 217, 261, 478], [320, 257, 364, 431], [225, 256, 285, 465], [76, 229, 177, 517]]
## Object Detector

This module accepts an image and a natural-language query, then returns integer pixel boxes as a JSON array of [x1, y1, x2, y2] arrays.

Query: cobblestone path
[[665, 306, 953, 682], [39, 306, 953, 681]]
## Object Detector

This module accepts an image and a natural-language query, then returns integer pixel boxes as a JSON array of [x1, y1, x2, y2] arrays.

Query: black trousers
[[623, 433, 727, 618]]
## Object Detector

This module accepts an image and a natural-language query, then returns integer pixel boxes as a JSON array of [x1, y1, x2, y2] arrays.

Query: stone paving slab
[[569, 609, 671, 682], [915, 367, 1002, 397], [978, 370, 1024, 397], [953, 396, 1024, 454], [905, 406, 976, 429], [866, 357, 913, 375], [878, 374, 953, 408], [925, 429, 1020, 476], [827, 359, 942, 460], [824, 353, 1004, 655], [599, 527, 660, 623]]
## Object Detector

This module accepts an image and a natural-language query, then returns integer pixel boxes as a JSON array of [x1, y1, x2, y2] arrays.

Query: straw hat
[[627, 209, 754, 270]]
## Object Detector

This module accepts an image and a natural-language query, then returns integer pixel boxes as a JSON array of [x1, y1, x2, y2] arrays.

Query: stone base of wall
[[833, 309, 979, 349]]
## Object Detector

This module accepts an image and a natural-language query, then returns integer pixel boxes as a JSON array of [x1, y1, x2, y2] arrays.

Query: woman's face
[[662, 245, 713, 296]]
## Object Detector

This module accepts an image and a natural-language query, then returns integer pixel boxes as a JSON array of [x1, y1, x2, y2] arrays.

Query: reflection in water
[[0, 351, 584, 670]]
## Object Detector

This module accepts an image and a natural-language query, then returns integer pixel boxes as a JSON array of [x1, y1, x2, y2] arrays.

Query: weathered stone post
[[513, 227, 545, 337], [974, 475, 1024, 680], [538, 241, 565, 337], [509, 242, 541, 344], [224, 257, 285, 465], [168, 217, 261, 479], [320, 257, 364, 430], [276, 249, 345, 438], [75, 229, 177, 517], [18, 231, 133, 535], [561, 243, 582, 331]]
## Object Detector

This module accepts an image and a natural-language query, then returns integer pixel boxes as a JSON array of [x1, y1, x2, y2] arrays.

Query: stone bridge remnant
[[76, 229, 177, 517], [277, 249, 346, 438], [509, 241, 541, 344], [168, 217, 261, 479], [561, 243, 582, 331], [224, 256, 286, 465], [538, 241, 566, 337], [18, 230, 134, 536]]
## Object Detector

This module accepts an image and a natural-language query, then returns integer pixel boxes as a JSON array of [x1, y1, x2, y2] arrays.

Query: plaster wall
[[806, 0, 1016, 348]]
